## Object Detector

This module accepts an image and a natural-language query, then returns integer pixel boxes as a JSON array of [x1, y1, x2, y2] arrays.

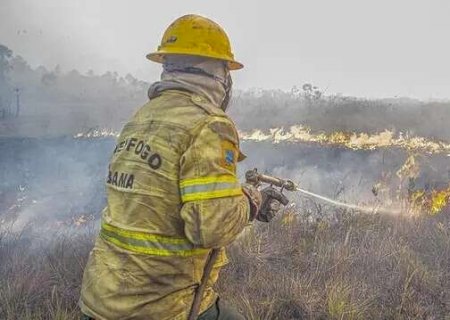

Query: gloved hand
[[242, 183, 262, 221], [242, 185, 289, 222], [257, 187, 289, 223]]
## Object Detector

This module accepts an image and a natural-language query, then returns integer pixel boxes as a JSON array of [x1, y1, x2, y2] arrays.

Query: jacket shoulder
[[151, 90, 230, 129], [189, 94, 228, 118], [133, 91, 205, 129]]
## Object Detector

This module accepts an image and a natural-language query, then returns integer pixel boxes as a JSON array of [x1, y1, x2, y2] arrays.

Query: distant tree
[[0, 44, 12, 82], [41, 72, 57, 86], [10, 55, 29, 73], [125, 73, 138, 86], [0, 44, 13, 118], [54, 64, 62, 75], [302, 83, 322, 100]]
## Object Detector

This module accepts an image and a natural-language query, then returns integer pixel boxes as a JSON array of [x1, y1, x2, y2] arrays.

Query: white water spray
[[246, 169, 403, 216], [295, 187, 401, 215]]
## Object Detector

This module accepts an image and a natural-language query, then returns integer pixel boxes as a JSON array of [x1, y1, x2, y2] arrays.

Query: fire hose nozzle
[[245, 168, 297, 192]]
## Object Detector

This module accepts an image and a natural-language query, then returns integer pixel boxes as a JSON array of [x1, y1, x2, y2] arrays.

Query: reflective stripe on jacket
[[79, 90, 250, 320]]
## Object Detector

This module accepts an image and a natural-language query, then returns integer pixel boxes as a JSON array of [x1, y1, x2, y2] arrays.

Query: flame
[[73, 126, 449, 215], [410, 186, 450, 215], [430, 188, 450, 214], [396, 155, 420, 179], [55, 214, 93, 227], [74, 128, 119, 139], [74, 126, 450, 156], [240, 125, 450, 155]]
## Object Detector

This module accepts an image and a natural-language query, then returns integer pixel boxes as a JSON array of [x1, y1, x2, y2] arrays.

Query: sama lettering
[[113, 137, 162, 170], [107, 170, 134, 189]]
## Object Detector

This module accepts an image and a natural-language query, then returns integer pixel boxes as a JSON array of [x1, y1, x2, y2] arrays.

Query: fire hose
[[246, 168, 397, 214]]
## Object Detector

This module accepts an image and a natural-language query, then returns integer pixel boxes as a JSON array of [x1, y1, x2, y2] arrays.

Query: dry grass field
[[1, 204, 449, 320]]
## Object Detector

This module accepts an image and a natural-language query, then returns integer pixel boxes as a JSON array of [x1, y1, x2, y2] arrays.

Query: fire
[[240, 125, 450, 155], [396, 155, 420, 179], [55, 214, 94, 227], [430, 188, 450, 214], [74, 125, 450, 156], [74, 126, 450, 215], [378, 155, 449, 215], [74, 128, 119, 139], [410, 186, 450, 215]]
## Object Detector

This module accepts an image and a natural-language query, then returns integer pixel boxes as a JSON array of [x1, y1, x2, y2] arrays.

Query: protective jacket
[[80, 87, 250, 320]]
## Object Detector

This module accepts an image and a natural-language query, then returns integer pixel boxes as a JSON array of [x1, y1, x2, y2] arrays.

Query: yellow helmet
[[147, 14, 243, 70]]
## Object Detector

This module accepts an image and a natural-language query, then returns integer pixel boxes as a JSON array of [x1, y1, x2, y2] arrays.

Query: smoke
[[239, 141, 449, 218], [0, 137, 113, 231], [1, 47, 449, 233], [229, 90, 450, 142], [1, 135, 448, 236]]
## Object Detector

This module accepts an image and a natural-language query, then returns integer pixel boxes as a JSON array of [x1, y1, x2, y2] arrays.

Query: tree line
[[1, 43, 449, 141]]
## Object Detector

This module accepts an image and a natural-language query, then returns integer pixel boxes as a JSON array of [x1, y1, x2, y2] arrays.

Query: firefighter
[[80, 14, 286, 320]]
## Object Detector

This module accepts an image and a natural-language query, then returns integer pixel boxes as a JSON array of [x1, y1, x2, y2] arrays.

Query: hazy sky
[[1, 0, 450, 99]]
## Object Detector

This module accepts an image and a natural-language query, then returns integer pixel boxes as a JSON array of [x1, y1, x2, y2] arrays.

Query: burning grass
[[240, 126, 450, 156], [1, 206, 449, 319], [74, 125, 450, 156]]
